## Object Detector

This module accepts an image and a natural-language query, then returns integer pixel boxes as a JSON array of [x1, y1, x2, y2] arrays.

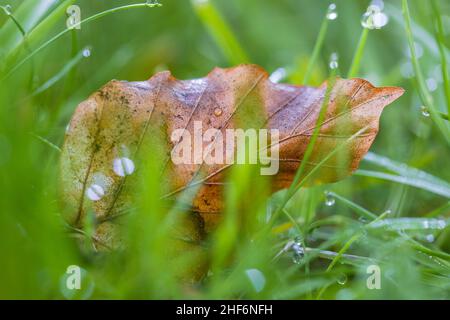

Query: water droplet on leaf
[[269, 67, 287, 83], [213, 107, 223, 117], [337, 273, 348, 285], [86, 184, 105, 201], [113, 157, 135, 177]]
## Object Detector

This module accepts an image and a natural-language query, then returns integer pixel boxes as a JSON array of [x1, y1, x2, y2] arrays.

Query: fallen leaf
[[60, 64, 403, 247]]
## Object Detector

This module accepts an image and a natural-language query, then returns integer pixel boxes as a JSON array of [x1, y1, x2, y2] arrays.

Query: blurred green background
[[0, 0, 449, 299]]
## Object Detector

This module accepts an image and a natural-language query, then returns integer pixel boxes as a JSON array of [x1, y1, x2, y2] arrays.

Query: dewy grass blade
[[190, 0, 248, 65], [302, 4, 333, 85], [1, 6, 26, 36], [268, 72, 337, 226], [316, 210, 390, 299], [1, 4, 36, 88], [430, 0, 450, 116], [13, 0, 76, 57], [364, 152, 450, 190], [402, 0, 450, 144], [1, 3, 161, 81], [368, 217, 448, 231], [326, 191, 378, 220], [0, 0, 62, 57], [354, 169, 450, 198], [267, 125, 371, 228]]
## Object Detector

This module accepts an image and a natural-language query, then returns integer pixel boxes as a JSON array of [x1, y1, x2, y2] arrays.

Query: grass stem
[[302, 10, 330, 85], [347, 28, 369, 78], [430, 0, 450, 116], [402, 0, 450, 144]]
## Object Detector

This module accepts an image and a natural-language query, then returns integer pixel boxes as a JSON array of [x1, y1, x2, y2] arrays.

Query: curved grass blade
[[32, 46, 90, 96], [354, 169, 450, 198], [364, 152, 450, 190], [0, 0, 61, 58], [1, 3, 161, 81], [326, 191, 377, 220], [368, 217, 448, 231], [402, 0, 450, 144]]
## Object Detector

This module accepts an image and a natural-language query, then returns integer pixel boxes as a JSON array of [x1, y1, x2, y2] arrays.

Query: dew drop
[[437, 219, 446, 229], [337, 273, 348, 285], [113, 157, 135, 177], [86, 184, 105, 201], [361, 5, 388, 30], [269, 67, 287, 83], [372, 11, 388, 28], [1, 5, 12, 16], [426, 78, 438, 92], [329, 52, 339, 70], [420, 106, 430, 117], [326, 3, 338, 21], [291, 237, 305, 264], [245, 269, 266, 293], [425, 234, 435, 243], [82, 47, 91, 58], [361, 9, 375, 29], [146, 0, 162, 7], [324, 191, 335, 206], [214, 107, 223, 117], [358, 216, 368, 223]]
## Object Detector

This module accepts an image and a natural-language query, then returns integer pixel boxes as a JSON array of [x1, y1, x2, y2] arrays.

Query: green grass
[[0, 0, 449, 300]]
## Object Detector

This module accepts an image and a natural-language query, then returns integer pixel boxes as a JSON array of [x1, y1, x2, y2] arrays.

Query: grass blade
[[354, 169, 450, 198], [402, 0, 450, 143], [191, 0, 248, 65]]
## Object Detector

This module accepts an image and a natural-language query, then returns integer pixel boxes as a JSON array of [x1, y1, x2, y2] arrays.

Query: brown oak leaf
[[60, 64, 404, 249]]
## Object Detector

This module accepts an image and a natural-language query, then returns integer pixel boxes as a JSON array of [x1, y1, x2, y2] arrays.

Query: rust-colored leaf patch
[[60, 64, 403, 248]]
